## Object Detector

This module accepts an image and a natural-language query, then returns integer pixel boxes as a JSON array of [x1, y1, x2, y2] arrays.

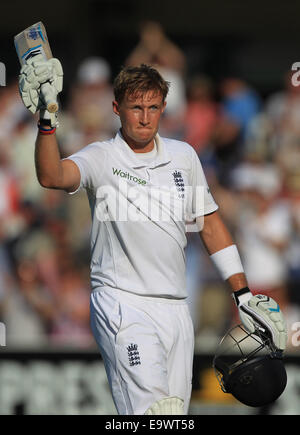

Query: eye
[[150, 105, 159, 111]]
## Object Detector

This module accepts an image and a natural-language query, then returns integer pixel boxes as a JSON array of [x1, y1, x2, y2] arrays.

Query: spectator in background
[[230, 160, 300, 348], [265, 70, 300, 150], [183, 75, 218, 156], [3, 198, 93, 348], [286, 189, 300, 314], [156, 66, 187, 140], [49, 258, 93, 348], [0, 151, 20, 222], [265, 70, 300, 197], [3, 201, 57, 346], [0, 81, 27, 147], [60, 57, 119, 156], [231, 161, 288, 300], [213, 77, 261, 185], [126, 21, 186, 75], [11, 115, 45, 204]]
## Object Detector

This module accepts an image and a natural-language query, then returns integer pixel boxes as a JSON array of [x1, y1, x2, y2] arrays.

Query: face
[[112, 90, 166, 152]]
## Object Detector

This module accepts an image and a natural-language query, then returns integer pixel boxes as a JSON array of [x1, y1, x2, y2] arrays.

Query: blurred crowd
[[1, 21, 300, 351]]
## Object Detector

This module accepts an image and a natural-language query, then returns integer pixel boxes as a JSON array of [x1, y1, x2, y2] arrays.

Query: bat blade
[[14, 22, 58, 113]]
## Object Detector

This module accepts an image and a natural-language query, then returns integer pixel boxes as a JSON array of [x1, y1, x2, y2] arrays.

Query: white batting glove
[[233, 287, 288, 351], [18, 54, 63, 126]]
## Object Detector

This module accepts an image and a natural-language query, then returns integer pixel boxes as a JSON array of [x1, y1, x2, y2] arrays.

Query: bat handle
[[40, 82, 58, 113]]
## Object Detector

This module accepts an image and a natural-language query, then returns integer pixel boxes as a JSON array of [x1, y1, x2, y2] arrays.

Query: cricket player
[[18, 58, 287, 415]]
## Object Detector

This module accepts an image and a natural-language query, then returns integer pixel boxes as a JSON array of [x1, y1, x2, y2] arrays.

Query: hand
[[233, 288, 288, 351], [18, 54, 63, 121]]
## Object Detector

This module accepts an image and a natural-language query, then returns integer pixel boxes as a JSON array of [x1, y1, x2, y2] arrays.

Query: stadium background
[[0, 0, 300, 415]]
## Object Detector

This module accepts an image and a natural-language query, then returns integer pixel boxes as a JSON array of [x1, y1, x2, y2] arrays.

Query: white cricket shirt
[[66, 131, 218, 298]]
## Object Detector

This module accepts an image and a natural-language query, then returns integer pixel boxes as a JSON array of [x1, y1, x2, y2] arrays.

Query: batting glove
[[19, 54, 63, 126], [233, 287, 288, 351]]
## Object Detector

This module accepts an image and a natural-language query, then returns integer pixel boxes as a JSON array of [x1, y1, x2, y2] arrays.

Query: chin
[[133, 134, 152, 144], [138, 129, 155, 139]]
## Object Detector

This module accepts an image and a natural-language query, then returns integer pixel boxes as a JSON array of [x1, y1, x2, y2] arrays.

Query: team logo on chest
[[127, 343, 141, 367], [172, 170, 185, 199]]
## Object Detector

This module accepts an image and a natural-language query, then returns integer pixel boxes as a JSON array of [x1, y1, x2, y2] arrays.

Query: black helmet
[[213, 324, 287, 407]]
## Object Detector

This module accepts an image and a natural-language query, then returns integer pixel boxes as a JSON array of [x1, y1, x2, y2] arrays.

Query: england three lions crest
[[127, 343, 141, 367], [172, 170, 185, 199]]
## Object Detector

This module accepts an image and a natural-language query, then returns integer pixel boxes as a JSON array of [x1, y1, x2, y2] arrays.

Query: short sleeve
[[63, 142, 107, 193], [189, 146, 218, 217]]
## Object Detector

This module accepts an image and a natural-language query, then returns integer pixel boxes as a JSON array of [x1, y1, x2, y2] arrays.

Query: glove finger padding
[[239, 295, 287, 351], [49, 58, 63, 93], [238, 309, 256, 334], [18, 56, 63, 114]]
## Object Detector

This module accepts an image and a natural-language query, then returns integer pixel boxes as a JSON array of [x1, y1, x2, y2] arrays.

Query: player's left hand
[[233, 288, 288, 351]]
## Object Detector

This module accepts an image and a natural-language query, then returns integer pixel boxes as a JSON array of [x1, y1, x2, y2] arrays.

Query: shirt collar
[[114, 130, 171, 169]]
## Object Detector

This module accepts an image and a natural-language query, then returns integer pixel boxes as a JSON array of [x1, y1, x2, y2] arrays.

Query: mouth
[[136, 129, 153, 136]]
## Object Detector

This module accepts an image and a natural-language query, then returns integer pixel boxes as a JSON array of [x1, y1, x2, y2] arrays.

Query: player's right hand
[[233, 288, 288, 351], [18, 54, 63, 114]]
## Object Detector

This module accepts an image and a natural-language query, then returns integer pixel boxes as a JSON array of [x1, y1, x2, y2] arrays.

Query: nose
[[140, 109, 150, 126]]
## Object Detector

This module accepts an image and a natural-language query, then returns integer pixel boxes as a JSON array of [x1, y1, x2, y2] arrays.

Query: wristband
[[210, 244, 244, 280], [38, 122, 56, 135]]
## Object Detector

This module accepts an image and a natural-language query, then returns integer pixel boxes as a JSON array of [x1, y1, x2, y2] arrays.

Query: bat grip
[[40, 82, 58, 113]]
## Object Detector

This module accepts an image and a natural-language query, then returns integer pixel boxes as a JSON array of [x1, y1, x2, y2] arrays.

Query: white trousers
[[90, 287, 194, 415]]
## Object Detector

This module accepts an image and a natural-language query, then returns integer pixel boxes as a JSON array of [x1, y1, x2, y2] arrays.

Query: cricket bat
[[14, 21, 58, 113]]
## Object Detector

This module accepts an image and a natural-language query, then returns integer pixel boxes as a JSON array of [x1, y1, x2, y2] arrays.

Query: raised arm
[[35, 128, 80, 192], [18, 55, 80, 193]]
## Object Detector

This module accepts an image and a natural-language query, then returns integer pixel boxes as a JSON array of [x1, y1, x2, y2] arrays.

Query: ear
[[112, 100, 120, 116], [161, 100, 167, 113]]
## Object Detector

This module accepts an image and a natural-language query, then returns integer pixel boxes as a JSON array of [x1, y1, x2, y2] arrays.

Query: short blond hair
[[113, 64, 170, 104]]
